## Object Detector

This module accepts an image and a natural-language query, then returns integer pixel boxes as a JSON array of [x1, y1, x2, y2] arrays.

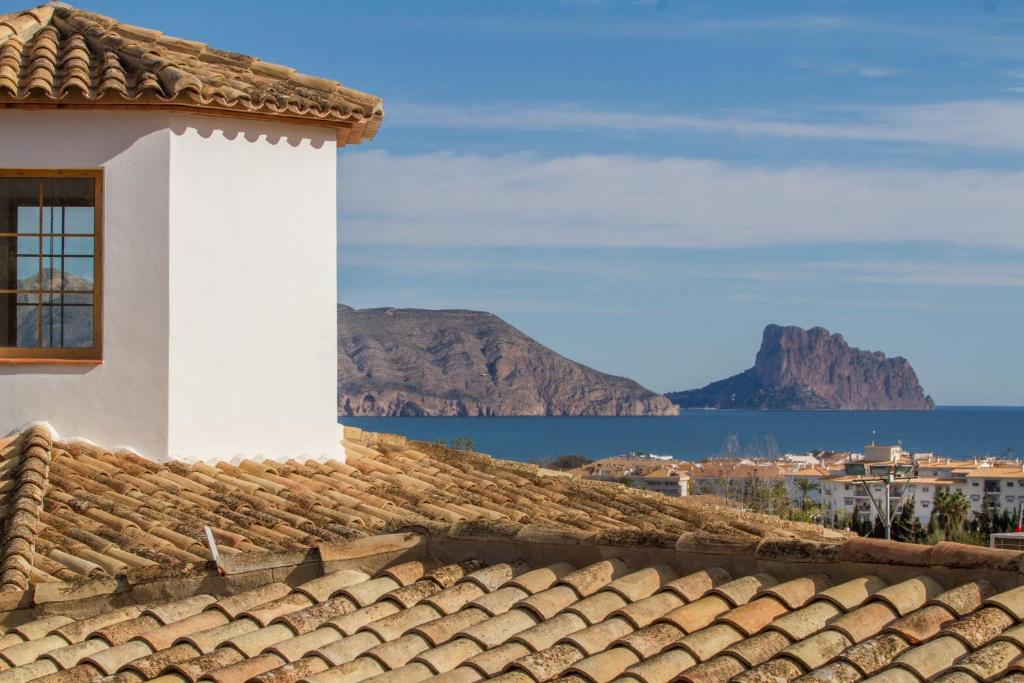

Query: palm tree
[[933, 489, 970, 532], [793, 478, 821, 512]]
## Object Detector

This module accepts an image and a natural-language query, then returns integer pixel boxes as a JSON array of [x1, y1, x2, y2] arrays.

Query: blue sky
[[10, 0, 1024, 404]]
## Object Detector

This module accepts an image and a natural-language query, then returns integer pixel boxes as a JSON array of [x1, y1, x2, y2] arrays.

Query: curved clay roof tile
[[0, 2, 383, 145]]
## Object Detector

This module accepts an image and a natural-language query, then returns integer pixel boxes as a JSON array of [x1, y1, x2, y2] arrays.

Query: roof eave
[[0, 95, 384, 147]]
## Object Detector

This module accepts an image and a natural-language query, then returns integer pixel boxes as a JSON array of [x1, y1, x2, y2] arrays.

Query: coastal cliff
[[338, 306, 679, 417], [667, 324, 934, 410]]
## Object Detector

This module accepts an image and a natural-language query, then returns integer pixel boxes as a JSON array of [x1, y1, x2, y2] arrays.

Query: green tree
[[998, 508, 1015, 534], [749, 481, 789, 516], [792, 478, 821, 513], [933, 489, 970, 532], [547, 454, 591, 470], [449, 436, 475, 451], [974, 505, 995, 538], [891, 497, 925, 543]]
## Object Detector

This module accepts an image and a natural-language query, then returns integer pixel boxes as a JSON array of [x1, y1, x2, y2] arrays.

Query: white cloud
[[787, 58, 905, 78], [389, 99, 1024, 150], [339, 151, 1024, 249]]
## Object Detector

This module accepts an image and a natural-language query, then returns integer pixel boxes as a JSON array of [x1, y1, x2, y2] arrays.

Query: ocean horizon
[[342, 406, 1024, 463]]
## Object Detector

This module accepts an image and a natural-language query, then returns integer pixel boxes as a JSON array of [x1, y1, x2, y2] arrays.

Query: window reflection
[[0, 175, 97, 351]]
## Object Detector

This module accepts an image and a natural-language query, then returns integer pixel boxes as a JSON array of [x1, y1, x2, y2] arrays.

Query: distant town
[[565, 442, 1024, 546]]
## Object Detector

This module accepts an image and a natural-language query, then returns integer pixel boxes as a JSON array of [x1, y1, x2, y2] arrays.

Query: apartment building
[[573, 454, 691, 497], [820, 448, 1024, 525]]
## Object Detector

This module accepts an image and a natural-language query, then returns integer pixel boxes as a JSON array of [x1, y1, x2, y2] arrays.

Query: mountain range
[[338, 309, 934, 415], [337, 306, 678, 416]]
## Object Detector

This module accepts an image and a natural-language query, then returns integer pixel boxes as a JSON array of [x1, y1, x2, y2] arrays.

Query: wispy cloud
[[389, 99, 1024, 151], [786, 58, 905, 78], [343, 245, 1024, 291], [339, 151, 1024, 249], [730, 261, 1024, 289]]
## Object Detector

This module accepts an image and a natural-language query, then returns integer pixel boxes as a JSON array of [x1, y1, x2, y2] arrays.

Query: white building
[[634, 472, 690, 498], [0, 3, 383, 462], [863, 444, 903, 463], [820, 446, 1024, 526], [821, 475, 950, 525]]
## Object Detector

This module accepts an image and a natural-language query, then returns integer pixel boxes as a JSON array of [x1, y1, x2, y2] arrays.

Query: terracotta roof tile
[[834, 632, 912, 676], [986, 585, 1024, 621], [759, 576, 833, 610], [932, 580, 997, 618], [884, 604, 957, 645], [816, 575, 888, 612], [658, 594, 734, 634], [892, 634, 971, 679], [1, 557, 1019, 683], [947, 639, 1024, 680], [566, 646, 641, 682], [5, 431, 1024, 683], [676, 653, 748, 683], [873, 576, 946, 617], [5, 428, 853, 590], [941, 606, 1016, 650], [0, 3, 382, 146], [560, 616, 634, 656], [778, 629, 852, 670], [717, 597, 790, 637], [767, 600, 842, 641], [724, 629, 793, 669], [711, 574, 778, 608]]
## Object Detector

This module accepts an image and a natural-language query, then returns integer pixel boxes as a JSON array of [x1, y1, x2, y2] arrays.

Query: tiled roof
[[0, 426, 843, 589], [6, 426, 1024, 681], [0, 3, 382, 145], [0, 529, 1023, 683]]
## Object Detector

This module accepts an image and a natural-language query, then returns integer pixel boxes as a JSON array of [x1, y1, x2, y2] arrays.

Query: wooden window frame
[[0, 169, 103, 365]]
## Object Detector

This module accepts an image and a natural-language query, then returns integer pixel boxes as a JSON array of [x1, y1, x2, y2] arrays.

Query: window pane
[[63, 207, 94, 234], [16, 303, 38, 347], [37, 293, 93, 348], [54, 295, 93, 348], [42, 178, 94, 234], [39, 234, 59, 256], [17, 257, 40, 290], [42, 255, 60, 289], [0, 178, 40, 232], [16, 235, 39, 256], [62, 236, 94, 256], [60, 257, 94, 290], [17, 207, 40, 233]]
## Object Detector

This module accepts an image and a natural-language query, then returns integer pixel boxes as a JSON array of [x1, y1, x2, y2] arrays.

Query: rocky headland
[[338, 306, 679, 417], [667, 324, 934, 410]]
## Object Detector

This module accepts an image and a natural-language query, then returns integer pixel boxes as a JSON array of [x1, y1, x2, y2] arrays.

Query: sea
[[342, 407, 1024, 463]]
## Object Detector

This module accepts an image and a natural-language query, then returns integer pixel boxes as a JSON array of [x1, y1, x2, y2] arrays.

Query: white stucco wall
[[0, 111, 172, 456], [166, 116, 341, 463], [1, 111, 344, 463]]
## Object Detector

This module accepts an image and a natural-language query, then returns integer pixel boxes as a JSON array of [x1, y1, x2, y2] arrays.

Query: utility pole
[[854, 463, 918, 541]]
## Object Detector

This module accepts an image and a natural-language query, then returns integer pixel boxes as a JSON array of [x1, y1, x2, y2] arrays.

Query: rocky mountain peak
[[337, 306, 679, 417], [668, 324, 934, 410]]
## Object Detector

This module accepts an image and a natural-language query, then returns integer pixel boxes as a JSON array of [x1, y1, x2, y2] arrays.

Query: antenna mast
[[853, 460, 919, 541]]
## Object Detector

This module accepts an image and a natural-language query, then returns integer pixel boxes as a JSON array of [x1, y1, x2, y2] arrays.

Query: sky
[[9, 0, 1024, 405]]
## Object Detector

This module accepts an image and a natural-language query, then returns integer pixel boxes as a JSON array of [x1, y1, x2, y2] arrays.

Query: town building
[[581, 445, 1024, 526], [573, 454, 690, 497], [0, 3, 383, 462], [820, 446, 1024, 525]]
